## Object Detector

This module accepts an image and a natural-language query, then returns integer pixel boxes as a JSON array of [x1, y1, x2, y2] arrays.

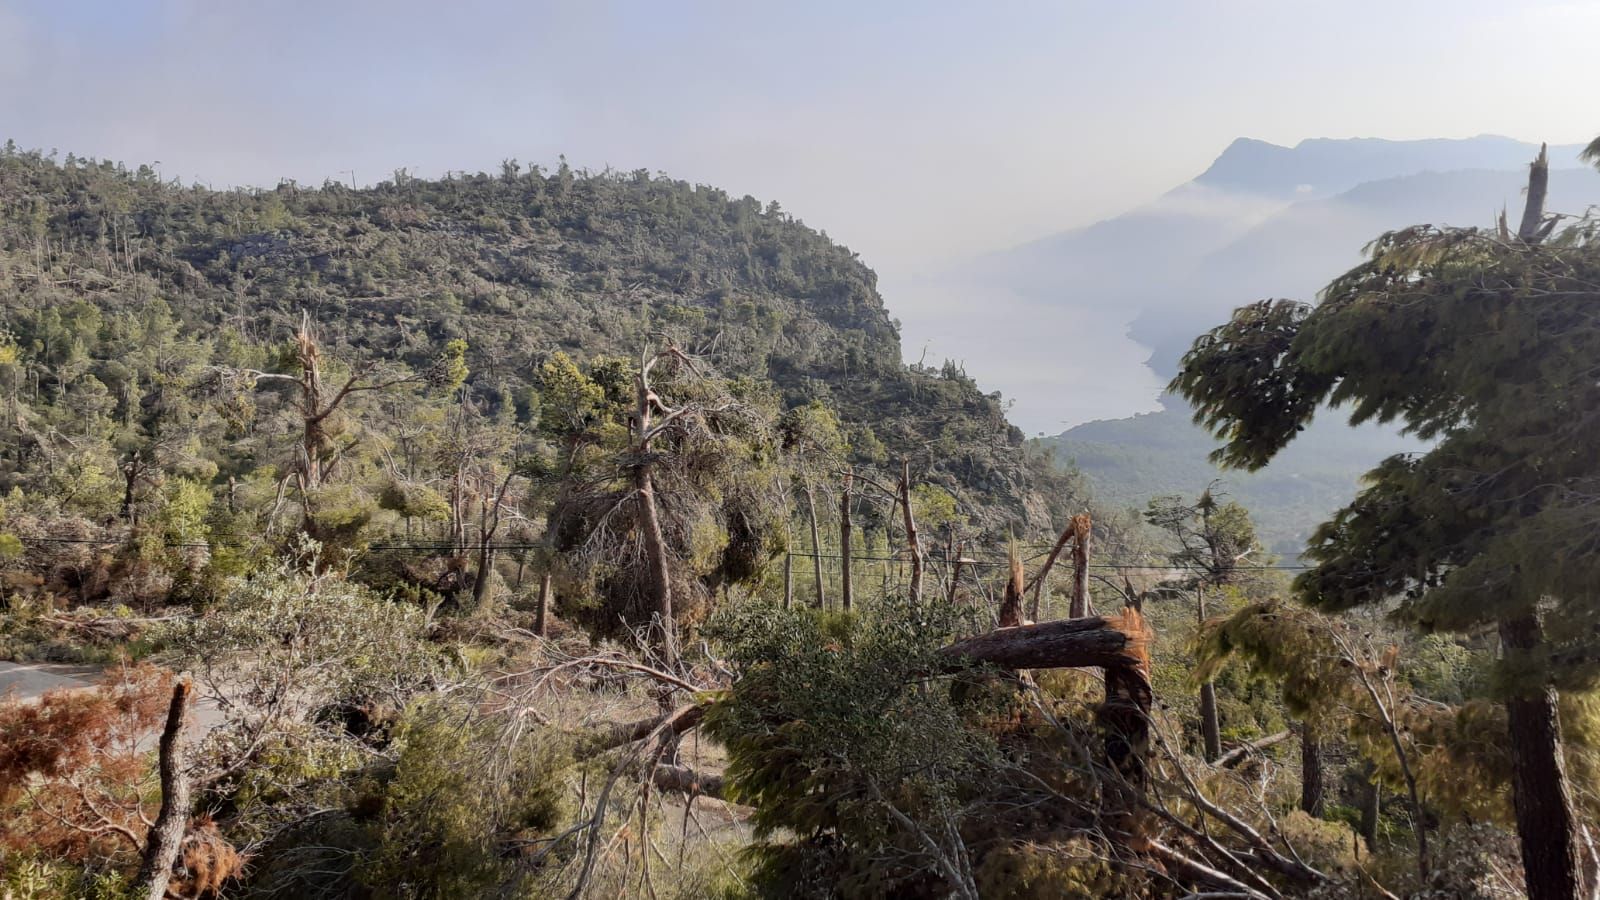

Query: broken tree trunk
[[1100, 602, 1152, 822], [134, 680, 193, 900], [534, 572, 552, 637], [652, 763, 725, 800], [1518, 143, 1550, 244], [1070, 513, 1092, 618], [997, 545, 1025, 628], [939, 613, 1147, 672]]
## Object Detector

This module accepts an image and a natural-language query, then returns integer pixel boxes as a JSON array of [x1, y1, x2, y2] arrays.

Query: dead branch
[[1214, 730, 1292, 770]]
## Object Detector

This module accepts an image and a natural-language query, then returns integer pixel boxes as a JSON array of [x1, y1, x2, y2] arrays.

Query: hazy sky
[[4, 0, 1597, 426]]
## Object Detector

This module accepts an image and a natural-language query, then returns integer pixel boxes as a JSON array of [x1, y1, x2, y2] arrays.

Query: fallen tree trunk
[[939, 614, 1144, 672], [1215, 730, 1292, 770], [597, 614, 1148, 753], [591, 703, 706, 753], [652, 763, 725, 800]]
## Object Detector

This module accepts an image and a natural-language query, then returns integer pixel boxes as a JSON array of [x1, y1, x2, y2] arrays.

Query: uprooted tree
[[540, 344, 787, 666], [556, 528, 1330, 900]]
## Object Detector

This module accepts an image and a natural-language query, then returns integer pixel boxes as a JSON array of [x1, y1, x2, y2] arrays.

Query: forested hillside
[[1041, 397, 1424, 557], [0, 143, 1074, 541], [5, 137, 1590, 900]]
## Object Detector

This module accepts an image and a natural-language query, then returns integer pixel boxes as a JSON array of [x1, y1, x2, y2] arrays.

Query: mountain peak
[[1195, 134, 1582, 200]]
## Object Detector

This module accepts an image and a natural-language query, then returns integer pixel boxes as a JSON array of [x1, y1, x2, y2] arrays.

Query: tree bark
[[636, 464, 676, 667], [534, 571, 552, 637], [1101, 605, 1152, 822], [839, 469, 853, 612], [899, 460, 923, 603], [1198, 680, 1222, 762], [939, 614, 1142, 671], [135, 681, 192, 900], [1501, 612, 1585, 900], [1197, 585, 1221, 762], [1069, 513, 1092, 618], [1359, 764, 1380, 848], [472, 543, 495, 607], [1301, 724, 1325, 817], [997, 547, 1024, 628]]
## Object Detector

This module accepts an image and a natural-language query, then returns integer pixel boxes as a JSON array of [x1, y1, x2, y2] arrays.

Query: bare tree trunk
[[472, 543, 494, 607], [1197, 585, 1221, 761], [635, 367, 677, 668], [1070, 513, 1092, 618], [840, 469, 853, 612], [636, 463, 676, 667], [899, 460, 923, 603], [1301, 724, 1325, 816], [783, 545, 793, 609], [135, 681, 192, 900], [948, 544, 966, 606], [1198, 680, 1222, 762], [1501, 612, 1584, 900], [1359, 765, 1380, 848], [1101, 603, 1152, 824], [803, 472, 825, 609], [535, 572, 552, 637]]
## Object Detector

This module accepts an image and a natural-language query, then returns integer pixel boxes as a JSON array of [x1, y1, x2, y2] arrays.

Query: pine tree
[[1172, 148, 1599, 900]]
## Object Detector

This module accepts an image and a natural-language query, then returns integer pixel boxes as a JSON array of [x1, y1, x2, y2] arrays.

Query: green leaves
[[1171, 299, 1330, 471], [1176, 210, 1600, 649]]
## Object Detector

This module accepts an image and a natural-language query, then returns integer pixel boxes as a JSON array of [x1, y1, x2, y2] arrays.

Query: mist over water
[[887, 272, 1167, 435]]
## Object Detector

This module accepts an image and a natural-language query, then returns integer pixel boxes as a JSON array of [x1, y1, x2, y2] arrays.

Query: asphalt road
[[0, 659, 103, 700], [1, 659, 227, 738]]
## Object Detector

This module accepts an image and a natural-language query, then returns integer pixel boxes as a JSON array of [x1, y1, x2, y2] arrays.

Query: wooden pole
[[804, 472, 826, 609], [840, 469, 853, 612]]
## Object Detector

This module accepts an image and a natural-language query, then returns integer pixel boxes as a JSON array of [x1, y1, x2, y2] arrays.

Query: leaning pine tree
[[1172, 144, 1600, 900]]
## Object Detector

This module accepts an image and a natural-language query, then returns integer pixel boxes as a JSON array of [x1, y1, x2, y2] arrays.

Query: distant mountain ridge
[[1194, 135, 1587, 200], [901, 135, 1600, 440], [957, 134, 1600, 553]]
